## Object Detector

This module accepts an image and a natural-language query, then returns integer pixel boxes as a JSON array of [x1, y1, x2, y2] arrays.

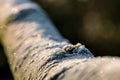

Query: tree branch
[[0, 0, 120, 80]]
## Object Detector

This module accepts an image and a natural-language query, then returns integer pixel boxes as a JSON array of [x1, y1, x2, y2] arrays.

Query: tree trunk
[[0, 0, 120, 80]]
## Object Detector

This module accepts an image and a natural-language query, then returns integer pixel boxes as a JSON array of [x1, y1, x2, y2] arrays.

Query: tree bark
[[0, 0, 120, 80]]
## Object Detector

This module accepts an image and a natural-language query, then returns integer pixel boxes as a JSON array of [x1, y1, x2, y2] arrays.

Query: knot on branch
[[52, 43, 94, 59]]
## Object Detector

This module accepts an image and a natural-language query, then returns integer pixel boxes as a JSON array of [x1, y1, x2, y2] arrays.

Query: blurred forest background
[[0, 0, 120, 79]]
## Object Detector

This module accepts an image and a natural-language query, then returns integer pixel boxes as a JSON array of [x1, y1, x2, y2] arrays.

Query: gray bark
[[0, 0, 120, 80]]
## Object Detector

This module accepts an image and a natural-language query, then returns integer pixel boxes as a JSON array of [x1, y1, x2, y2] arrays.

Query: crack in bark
[[50, 67, 69, 80], [41, 64, 57, 80]]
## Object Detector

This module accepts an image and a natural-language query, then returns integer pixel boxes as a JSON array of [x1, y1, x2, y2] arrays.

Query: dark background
[[0, 44, 13, 80], [36, 0, 120, 56]]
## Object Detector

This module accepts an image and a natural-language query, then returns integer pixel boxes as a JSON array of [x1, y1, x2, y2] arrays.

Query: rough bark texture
[[0, 0, 120, 80]]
